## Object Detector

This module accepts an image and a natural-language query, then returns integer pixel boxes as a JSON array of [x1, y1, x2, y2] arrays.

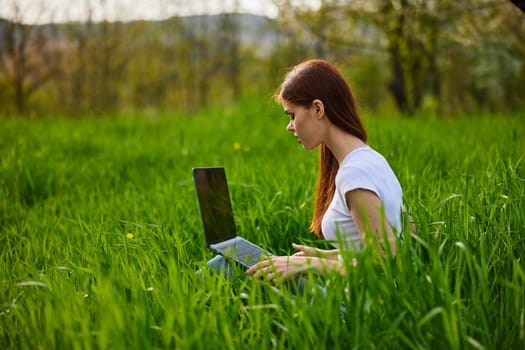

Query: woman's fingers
[[247, 255, 309, 281], [246, 256, 289, 280], [246, 256, 270, 275], [292, 243, 315, 256], [247, 261, 277, 279]]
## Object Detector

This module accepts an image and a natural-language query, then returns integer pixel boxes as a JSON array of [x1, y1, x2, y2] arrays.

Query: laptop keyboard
[[221, 240, 263, 266]]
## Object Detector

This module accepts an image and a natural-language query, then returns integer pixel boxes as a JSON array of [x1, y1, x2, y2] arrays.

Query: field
[[1, 101, 524, 349]]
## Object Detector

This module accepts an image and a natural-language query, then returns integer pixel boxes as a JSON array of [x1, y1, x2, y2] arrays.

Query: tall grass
[[1, 103, 524, 349]]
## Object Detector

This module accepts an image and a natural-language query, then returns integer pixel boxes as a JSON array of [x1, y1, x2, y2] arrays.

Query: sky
[[0, 0, 282, 24]]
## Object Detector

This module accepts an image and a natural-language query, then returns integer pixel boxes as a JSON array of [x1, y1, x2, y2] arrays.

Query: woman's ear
[[312, 99, 325, 119]]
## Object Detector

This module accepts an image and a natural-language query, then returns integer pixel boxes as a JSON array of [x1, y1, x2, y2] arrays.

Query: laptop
[[192, 167, 268, 268]]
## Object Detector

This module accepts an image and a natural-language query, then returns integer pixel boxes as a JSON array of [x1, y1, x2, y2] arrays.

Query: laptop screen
[[193, 167, 237, 245]]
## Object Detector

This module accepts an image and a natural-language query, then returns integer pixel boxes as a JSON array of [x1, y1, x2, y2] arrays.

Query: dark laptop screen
[[193, 167, 237, 245]]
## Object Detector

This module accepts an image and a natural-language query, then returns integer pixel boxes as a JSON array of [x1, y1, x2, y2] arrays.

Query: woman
[[208, 59, 404, 283]]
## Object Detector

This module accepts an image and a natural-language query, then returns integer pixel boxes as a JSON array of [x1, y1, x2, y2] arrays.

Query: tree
[[0, 0, 60, 114], [217, 0, 241, 100], [373, 0, 444, 114], [53, 0, 132, 114], [272, 0, 525, 115]]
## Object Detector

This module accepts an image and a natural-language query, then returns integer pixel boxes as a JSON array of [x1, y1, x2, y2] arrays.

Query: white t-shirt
[[321, 146, 403, 250]]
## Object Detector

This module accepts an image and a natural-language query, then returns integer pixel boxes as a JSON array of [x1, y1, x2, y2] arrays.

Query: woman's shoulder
[[340, 146, 388, 172], [336, 145, 402, 198]]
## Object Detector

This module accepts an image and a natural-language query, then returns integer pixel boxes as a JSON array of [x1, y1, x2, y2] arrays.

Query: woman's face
[[282, 100, 324, 150]]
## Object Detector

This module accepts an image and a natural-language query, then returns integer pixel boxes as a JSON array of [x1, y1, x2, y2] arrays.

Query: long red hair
[[275, 59, 367, 238]]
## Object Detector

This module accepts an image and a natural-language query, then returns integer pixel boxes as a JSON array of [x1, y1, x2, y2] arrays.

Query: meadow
[[1, 101, 524, 349]]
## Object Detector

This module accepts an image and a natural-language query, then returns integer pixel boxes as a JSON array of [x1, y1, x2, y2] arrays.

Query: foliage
[[1, 1, 524, 116], [1, 102, 524, 348], [274, 0, 525, 115]]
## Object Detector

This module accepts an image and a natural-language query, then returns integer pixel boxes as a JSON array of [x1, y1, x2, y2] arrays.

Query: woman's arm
[[247, 188, 395, 282], [246, 244, 344, 281], [246, 255, 346, 281], [345, 188, 396, 256]]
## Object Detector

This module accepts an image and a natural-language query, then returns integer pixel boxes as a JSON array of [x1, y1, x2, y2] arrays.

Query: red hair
[[276, 59, 367, 238]]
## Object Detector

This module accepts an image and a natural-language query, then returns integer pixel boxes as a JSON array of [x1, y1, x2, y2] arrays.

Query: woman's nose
[[287, 120, 295, 132]]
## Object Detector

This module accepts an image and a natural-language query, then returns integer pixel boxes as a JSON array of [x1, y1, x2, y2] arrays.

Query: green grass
[[1, 102, 524, 349]]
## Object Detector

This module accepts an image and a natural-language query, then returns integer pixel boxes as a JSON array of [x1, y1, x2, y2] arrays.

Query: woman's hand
[[292, 243, 339, 260], [246, 255, 316, 282]]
